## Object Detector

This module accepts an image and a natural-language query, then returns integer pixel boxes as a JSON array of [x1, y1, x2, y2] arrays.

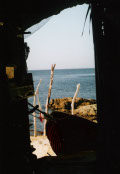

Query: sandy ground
[[30, 135, 56, 158]]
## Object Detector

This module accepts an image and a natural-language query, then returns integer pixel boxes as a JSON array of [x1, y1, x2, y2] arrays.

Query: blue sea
[[28, 68, 96, 132]]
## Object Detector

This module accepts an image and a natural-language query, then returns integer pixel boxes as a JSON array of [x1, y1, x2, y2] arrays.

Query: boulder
[[48, 98, 97, 122]]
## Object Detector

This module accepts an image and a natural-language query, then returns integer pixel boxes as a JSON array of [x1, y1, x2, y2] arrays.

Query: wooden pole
[[37, 92, 42, 111], [33, 79, 42, 137], [44, 64, 56, 135], [33, 95, 37, 137], [45, 64, 56, 113], [71, 83, 80, 115], [37, 86, 44, 125]]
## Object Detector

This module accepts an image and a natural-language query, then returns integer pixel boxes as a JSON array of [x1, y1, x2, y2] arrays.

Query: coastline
[[49, 97, 97, 123]]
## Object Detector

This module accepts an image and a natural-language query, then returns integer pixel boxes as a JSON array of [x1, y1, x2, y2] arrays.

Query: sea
[[28, 68, 96, 133]]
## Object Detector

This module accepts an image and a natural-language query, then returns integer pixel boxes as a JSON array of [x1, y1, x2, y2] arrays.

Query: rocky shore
[[49, 97, 97, 123]]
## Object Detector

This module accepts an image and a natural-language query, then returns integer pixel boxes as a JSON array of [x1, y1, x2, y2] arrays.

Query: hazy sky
[[25, 4, 95, 70]]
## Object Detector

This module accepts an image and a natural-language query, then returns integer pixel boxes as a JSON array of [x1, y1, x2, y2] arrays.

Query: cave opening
[[25, 5, 97, 172]]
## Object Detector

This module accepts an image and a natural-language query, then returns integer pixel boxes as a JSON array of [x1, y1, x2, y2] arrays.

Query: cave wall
[[92, 2, 120, 173]]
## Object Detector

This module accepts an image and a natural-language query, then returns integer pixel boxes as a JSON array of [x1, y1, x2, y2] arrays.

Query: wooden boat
[[46, 111, 97, 156]]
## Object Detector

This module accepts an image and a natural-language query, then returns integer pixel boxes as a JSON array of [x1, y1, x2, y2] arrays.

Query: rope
[[28, 102, 73, 121], [28, 102, 51, 121]]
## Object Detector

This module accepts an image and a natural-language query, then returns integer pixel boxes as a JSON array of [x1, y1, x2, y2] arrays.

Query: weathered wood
[[37, 92, 42, 111], [71, 83, 80, 115], [37, 83, 44, 123], [33, 95, 36, 137], [45, 64, 56, 113], [33, 79, 42, 137], [44, 64, 56, 135]]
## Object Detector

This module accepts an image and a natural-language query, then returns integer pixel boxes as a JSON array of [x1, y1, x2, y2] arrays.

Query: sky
[[25, 4, 95, 70]]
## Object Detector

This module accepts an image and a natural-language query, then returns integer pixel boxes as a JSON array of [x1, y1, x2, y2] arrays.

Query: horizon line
[[28, 67, 95, 71]]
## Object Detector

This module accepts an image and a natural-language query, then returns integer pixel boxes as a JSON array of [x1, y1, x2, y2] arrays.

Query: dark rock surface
[[49, 98, 97, 123]]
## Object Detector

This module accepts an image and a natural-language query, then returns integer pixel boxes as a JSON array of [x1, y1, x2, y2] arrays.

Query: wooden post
[[33, 79, 42, 137], [37, 85, 44, 122], [44, 64, 56, 135], [71, 83, 80, 115], [45, 64, 56, 113], [33, 95, 37, 137], [37, 92, 42, 111]]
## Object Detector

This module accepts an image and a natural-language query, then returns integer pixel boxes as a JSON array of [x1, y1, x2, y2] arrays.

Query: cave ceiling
[[0, 0, 118, 30], [0, 0, 90, 30]]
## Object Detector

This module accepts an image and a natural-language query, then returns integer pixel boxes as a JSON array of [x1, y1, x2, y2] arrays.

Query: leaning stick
[[71, 83, 80, 115], [37, 93, 42, 111], [33, 79, 42, 137], [37, 88, 44, 123], [44, 64, 56, 135], [45, 64, 56, 113], [33, 95, 37, 137]]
